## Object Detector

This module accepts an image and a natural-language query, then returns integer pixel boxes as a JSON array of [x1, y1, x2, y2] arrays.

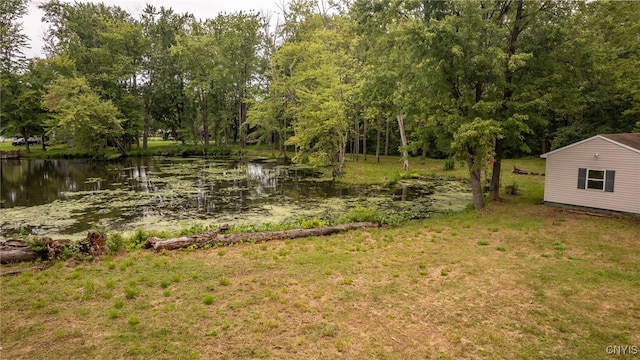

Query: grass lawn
[[1, 154, 639, 359]]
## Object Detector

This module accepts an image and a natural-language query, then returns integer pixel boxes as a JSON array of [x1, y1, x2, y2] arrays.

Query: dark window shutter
[[577, 168, 586, 189], [605, 170, 615, 192]]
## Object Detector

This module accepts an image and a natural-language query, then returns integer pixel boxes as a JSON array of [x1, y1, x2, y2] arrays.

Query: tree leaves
[[42, 75, 123, 151]]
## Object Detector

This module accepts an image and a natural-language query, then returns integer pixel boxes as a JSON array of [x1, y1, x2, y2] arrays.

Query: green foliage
[[1, 0, 29, 71], [105, 233, 124, 255], [202, 295, 215, 305], [451, 120, 503, 170], [444, 158, 455, 171], [114, 299, 123, 309], [301, 218, 325, 229], [42, 75, 124, 152], [24, 236, 48, 257], [505, 181, 520, 195], [128, 315, 140, 325], [124, 286, 140, 299], [339, 206, 378, 223], [0, 0, 635, 230]]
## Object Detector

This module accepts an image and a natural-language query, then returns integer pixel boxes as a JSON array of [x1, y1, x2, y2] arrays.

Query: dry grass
[[0, 151, 635, 358], [1, 200, 638, 359]]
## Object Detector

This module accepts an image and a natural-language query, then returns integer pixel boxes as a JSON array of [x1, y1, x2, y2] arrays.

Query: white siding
[[544, 137, 640, 214]]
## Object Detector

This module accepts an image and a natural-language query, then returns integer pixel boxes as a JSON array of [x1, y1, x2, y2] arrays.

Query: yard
[[1, 156, 639, 359]]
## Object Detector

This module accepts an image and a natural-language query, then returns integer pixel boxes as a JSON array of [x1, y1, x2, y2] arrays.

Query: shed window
[[577, 168, 615, 192], [587, 170, 605, 190]]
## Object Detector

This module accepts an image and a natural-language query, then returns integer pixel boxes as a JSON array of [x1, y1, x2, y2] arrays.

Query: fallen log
[[146, 222, 379, 251], [0, 231, 106, 264], [0, 240, 40, 264], [144, 224, 230, 250], [512, 166, 529, 175]]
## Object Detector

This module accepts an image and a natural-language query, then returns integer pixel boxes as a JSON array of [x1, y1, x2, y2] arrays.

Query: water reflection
[[247, 161, 279, 194], [0, 157, 470, 238]]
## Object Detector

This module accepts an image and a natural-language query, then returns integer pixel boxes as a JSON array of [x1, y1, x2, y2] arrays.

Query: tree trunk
[[143, 110, 151, 151], [146, 222, 378, 251], [177, 88, 185, 145], [397, 114, 409, 170], [466, 154, 485, 210], [490, 0, 523, 202], [202, 94, 210, 147], [376, 125, 381, 163], [385, 119, 390, 156], [353, 116, 359, 161], [489, 138, 503, 201], [239, 100, 247, 147], [363, 118, 367, 161], [21, 127, 30, 154], [339, 135, 347, 174]]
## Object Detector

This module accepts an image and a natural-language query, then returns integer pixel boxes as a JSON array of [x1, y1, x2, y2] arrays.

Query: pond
[[0, 157, 471, 240]]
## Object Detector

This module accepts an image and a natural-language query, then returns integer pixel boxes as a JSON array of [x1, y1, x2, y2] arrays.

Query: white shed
[[540, 133, 640, 214]]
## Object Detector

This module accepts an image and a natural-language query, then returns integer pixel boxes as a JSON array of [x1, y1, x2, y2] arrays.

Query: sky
[[21, 0, 283, 58]]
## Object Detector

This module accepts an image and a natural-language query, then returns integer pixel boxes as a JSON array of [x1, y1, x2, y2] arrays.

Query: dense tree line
[[1, 0, 639, 208]]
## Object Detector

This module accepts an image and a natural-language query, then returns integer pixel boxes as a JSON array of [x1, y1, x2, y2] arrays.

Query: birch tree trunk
[[397, 114, 409, 170]]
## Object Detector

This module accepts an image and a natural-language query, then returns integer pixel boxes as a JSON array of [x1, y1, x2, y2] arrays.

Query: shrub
[[127, 228, 148, 250], [340, 206, 378, 224], [301, 218, 325, 229], [385, 172, 399, 186], [25, 236, 48, 258], [106, 233, 124, 255], [505, 181, 519, 195], [444, 157, 456, 171]]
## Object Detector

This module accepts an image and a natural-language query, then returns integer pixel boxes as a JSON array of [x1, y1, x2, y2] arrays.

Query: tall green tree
[[42, 74, 124, 153], [213, 11, 263, 147], [140, 5, 189, 148], [0, 0, 29, 73], [40, 0, 145, 148], [413, 1, 505, 209], [274, 13, 357, 176], [172, 19, 220, 146]]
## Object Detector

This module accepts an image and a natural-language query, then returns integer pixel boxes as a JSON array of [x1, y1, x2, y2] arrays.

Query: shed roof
[[540, 133, 640, 158], [601, 133, 640, 151]]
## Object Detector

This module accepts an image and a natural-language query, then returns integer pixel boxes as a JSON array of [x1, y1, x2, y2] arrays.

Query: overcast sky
[[22, 0, 283, 58]]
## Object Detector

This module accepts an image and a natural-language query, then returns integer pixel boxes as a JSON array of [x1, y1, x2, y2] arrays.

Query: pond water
[[0, 157, 471, 240]]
